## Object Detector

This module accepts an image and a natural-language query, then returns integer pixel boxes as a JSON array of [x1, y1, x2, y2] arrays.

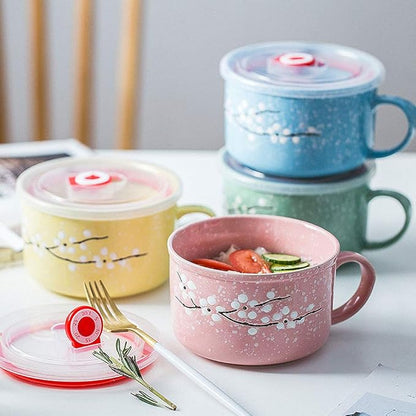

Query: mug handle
[[332, 251, 376, 325], [363, 189, 412, 250], [176, 205, 215, 219], [366, 94, 416, 159]]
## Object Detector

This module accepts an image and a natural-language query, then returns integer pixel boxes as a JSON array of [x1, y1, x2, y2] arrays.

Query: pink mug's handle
[[332, 251, 376, 325]]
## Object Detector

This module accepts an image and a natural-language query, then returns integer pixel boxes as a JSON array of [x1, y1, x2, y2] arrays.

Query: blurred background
[[1, 0, 416, 150]]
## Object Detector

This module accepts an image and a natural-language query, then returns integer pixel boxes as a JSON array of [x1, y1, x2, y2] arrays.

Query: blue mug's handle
[[366, 94, 416, 158]]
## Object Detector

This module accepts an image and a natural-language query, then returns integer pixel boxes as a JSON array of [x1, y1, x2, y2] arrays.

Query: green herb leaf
[[92, 348, 112, 365], [126, 355, 142, 378], [108, 365, 130, 378], [93, 340, 177, 411], [131, 391, 161, 408]]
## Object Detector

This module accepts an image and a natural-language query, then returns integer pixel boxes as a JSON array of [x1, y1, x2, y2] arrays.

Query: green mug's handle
[[176, 205, 215, 220], [363, 189, 412, 250]]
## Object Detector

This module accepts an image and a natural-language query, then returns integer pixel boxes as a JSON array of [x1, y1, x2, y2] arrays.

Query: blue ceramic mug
[[221, 42, 416, 178]]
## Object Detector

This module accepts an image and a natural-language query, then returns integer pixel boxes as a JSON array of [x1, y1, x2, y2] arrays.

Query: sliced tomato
[[229, 249, 271, 274], [192, 258, 237, 271]]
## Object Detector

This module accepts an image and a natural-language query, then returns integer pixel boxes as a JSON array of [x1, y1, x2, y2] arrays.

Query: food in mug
[[192, 258, 237, 272], [192, 245, 310, 274], [262, 253, 300, 264], [229, 249, 271, 274], [268, 261, 310, 273]]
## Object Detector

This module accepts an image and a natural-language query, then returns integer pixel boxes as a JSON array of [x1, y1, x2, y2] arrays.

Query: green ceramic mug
[[221, 150, 412, 252]]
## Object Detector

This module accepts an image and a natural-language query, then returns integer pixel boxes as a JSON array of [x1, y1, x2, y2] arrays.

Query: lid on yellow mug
[[16, 157, 182, 220]]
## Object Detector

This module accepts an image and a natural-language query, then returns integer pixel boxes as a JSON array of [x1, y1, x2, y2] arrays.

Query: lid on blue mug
[[220, 42, 385, 98]]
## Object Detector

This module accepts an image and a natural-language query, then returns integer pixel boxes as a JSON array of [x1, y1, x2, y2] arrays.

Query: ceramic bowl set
[[165, 42, 415, 366], [219, 41, 415, 252], [14, 42, 415, 368]]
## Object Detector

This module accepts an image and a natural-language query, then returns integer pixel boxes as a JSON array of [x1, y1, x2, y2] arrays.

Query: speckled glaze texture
[[168, 215, 375, 365], [224, 86, 416, 177], [223, 179, 411, 252]]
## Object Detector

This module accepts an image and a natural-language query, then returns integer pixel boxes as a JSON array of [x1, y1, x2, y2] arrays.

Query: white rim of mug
[[219, 149, 375, 195], [220, 41, 385, 98], [16, 156, 182, 220], [167, 214, 340, 284]]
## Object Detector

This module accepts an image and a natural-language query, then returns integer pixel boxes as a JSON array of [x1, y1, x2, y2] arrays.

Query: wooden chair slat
[[74, 0, 94, 147], [5, 2, 143, 149], [116, 0, 142, 150], [30, 0, 48, 141]]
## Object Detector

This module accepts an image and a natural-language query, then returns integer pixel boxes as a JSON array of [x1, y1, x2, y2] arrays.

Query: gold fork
[[84, 280, 253, 416]]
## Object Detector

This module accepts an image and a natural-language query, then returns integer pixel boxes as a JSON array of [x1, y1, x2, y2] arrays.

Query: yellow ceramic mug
[[16, 157, 214, 298]]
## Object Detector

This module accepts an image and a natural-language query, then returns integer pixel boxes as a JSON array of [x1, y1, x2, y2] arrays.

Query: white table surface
[[0, 150, 415, 416]]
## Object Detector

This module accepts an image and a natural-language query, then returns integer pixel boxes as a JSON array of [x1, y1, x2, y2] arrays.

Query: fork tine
[[84, 281, 99, 311], [98, 280, 125, 320], [83, 281, 95, 307], [84, 281, 107, 322], [84, 280, 115, 326], [85, 280, 157, 347], [87, 281, 107, 318], [92, 281, 118, 323]]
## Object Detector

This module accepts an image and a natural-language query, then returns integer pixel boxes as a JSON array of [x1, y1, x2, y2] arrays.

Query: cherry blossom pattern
[[226, 99, 321, 145], [175, 274, 323, 336], [223, 298, 321, 336], [199, 296, 225, 322], [177, 271, 197, 304], [24, 231, 147, 272], [227, 195, 274, 215], [27, 233, 46, 257]]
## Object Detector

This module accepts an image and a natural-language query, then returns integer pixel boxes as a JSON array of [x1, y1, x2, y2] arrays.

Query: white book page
[[329, 365, 416, 416], [0, 139, 94, 245]]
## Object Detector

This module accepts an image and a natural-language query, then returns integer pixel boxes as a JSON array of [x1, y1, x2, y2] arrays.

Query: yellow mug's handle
[[176, 205, 215, 219]]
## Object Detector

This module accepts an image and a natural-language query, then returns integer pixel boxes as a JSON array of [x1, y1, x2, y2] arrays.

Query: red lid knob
[[68, 170, 112, 187], [277, 52, 316, 67], [65, 306, 103, 349]]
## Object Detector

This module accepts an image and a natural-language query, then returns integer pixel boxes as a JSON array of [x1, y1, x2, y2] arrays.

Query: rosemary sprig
[[93, 339, 177, 411]]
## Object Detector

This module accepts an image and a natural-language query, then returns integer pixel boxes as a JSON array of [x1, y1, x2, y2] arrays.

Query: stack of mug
[[219, 42, 415, 252]]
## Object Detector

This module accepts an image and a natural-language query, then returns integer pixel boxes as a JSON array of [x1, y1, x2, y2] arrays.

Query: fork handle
[[153, 343, 253, 416]]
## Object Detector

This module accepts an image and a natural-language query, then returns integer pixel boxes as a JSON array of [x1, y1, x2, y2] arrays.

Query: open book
[[0, 139, 92, 200], [0, 139, 93, 265], [329, 365, 416, 416]]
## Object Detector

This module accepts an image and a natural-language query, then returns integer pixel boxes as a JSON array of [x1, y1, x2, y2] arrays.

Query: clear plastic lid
[[0, 304, 158, 387], [220, 42, 385, 98], [221, 149, 375, 195], [16, 157, 182, 220]]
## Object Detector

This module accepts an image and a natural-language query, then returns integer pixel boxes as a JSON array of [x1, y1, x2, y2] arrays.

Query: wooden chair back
[[0, 0, 142, 149]]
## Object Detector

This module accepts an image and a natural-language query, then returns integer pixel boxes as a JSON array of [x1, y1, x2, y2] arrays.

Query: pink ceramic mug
[[167, 215, 375, 365]]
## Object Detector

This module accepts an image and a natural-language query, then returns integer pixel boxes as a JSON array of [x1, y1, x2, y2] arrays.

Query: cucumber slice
[[270, 262, 310, 273], [262, 253, 301, 265]]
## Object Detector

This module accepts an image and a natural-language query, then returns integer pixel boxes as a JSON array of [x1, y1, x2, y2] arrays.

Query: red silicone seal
[[65, 306, 103, 349]]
